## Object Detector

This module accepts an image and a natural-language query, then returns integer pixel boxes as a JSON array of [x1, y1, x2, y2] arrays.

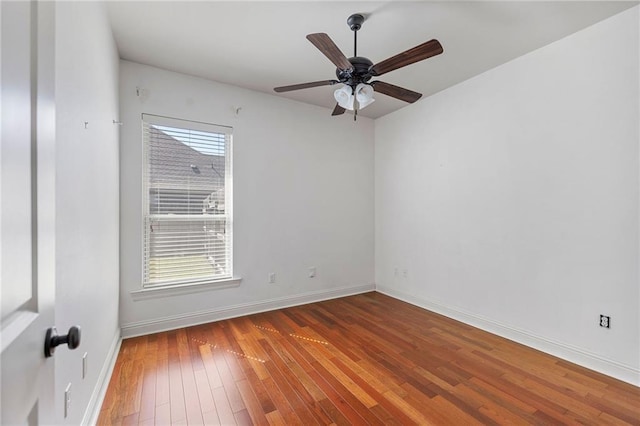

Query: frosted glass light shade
[[355, 83, 375, 109], [334, 85, 354, 110]]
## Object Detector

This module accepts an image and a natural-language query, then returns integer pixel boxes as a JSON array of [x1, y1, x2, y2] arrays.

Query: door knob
[[44, 326, 81, 358]]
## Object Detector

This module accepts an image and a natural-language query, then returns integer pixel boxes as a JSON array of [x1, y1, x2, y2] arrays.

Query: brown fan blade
[[369, 39, 443, 76], [274, 80, 338, 93], [331, 104, 346, 116], [306, 33, 353, 71], [371, 81, 422, 103]]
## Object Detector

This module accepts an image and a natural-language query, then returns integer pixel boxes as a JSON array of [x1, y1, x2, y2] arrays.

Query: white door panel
[[1, 1, 56, 424], [1, 0, 33, 320]]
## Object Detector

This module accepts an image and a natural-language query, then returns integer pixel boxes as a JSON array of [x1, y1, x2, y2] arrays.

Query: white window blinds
[[142, 114, 232, 287]]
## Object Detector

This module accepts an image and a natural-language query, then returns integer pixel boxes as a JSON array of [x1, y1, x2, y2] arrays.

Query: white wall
[[119, 61, 374, 336], [55, 2, 120, 424], [375, 7, 640, 385]]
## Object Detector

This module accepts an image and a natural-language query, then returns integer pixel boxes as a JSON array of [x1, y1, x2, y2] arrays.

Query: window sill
[[130, 277, 242, 301]]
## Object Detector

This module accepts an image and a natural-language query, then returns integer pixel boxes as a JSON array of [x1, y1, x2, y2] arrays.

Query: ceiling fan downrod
[[347, 14, 364, 57], [354, 28, 357, 57]]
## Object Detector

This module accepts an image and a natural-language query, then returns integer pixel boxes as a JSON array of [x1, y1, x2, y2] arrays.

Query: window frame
[[139, 113, 236, 293]]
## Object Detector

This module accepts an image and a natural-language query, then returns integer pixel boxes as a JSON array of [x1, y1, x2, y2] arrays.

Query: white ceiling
[[107, 1, 637, 119]]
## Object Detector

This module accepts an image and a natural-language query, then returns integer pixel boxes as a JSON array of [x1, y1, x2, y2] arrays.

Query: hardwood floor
[[98, 292, 640, 425]]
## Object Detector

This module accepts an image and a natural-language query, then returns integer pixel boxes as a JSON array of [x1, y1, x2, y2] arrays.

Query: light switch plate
[[82, 352, 88, 379], [64, 383, 72, 418]]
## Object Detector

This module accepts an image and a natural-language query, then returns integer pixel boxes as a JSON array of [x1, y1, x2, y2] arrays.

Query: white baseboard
[[82, 330, 122, 426], [376, 285, 640, 387], [121, 283, 375, 338]]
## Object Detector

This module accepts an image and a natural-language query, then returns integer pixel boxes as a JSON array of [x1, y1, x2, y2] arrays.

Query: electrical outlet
[[308, 267, 316, 278], [64, 383, 71, 418], [82, 353, 88, 379], [394, 268, 398, 277], [599, 315, 610, 329], [268, 273, 276, 284], [402, 269, 408, 278]]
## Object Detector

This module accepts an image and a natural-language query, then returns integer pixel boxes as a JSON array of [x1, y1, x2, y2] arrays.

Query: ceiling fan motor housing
[[336, 56, 373, 87]]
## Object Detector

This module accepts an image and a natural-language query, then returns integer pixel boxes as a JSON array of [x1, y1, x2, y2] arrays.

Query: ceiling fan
[[274, 13, 443, 119]]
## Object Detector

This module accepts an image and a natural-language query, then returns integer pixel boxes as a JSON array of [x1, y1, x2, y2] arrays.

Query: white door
[[1, 1, 57, 424]]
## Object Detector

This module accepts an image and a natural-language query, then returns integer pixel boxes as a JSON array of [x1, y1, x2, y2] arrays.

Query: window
[[142, 114, 232, 288]]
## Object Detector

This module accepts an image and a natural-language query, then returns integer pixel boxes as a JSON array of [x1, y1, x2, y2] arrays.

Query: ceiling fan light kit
[[334, 83, 375, 111], [274, 13, 443, 120]]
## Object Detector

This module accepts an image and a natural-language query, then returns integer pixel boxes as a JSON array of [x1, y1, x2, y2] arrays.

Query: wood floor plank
[[467, 376, 538, 415], [199, 343, 223, 390], [453, 383, 534, 425], [302, 343, 378, 409], [222, 341, 247, 382], [356, 357, 408, 397], [188, 324, 210, 372], [236, 378, 270, 426], [599, 410, 640, 426], [138, 336, 158, 422], [431, 394, 488, 425], [260, 376, 303, 426], [212, 385, 238, 425], [138, 417, 154, 426], [520, 376, 603, 419], [167, 332, 187, 423], [235, 354, 276, 415], [602, 389, 640, 412], [99, 350, 124, 424], [236, 333, 271, 381], [309, 359, 386, 425], [401, 380, 467, 425], [214, 347, 246, 413], [257, 338, 329, 425], [137, 363, 157, 422], [381, 387, 434, 425], [177, 330, 205, 425], [120, 412, 138, 425], [194, 363, 217, 416], [202, 409, 221, 426], [583, 393, 640, 425], [121, 338, 146, 417], [332, 357, 416, 425], [98, 292, 640, 426], [233, 408, 253, 426], [265, 409, 286, 426], [154, 352, 170, 407], [305, 367, 370, 425], [154, 402, 171, 425]]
